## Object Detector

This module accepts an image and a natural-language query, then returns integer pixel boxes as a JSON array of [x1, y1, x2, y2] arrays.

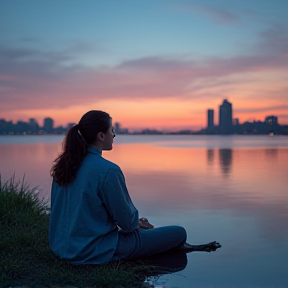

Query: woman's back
[[49, 145, 138, 264]]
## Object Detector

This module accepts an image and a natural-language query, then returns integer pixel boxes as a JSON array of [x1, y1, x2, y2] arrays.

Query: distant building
[[43, 117, 54, 133], [219, 99, 233, 134], [115, 122, 121, 134], [207, 109, 214, 131], [28, 118, 39, 132], [16, 121, 29, 133], [265, 115, 278, 125], [265, 115, 278, 134], [114, 122, 128, 134], [0, 119, 13, 134], [67, 123, 76, 130], [233, 118, 239, 126], [141, 128, 163, 135]]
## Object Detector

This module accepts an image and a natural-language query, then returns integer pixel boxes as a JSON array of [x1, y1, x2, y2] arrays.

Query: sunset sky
[[1, 0, 288, 131]]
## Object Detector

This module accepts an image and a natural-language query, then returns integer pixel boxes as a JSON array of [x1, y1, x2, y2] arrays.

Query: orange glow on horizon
[[2, 101, 287, 132], [1, 62, 287, 130]]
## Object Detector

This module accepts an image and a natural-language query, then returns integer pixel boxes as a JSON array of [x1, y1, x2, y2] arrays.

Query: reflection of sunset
[[103, 143, 288, 203], [231, 148, 287, 199], [0, 139, 287, 211], [104, 144, 207, 173]]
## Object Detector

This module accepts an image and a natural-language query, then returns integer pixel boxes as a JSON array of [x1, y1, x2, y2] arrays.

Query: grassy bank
[[0, 176, 155, 288]]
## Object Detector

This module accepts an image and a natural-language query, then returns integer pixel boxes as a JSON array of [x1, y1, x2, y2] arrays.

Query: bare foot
[[181, 241, 221, 252]]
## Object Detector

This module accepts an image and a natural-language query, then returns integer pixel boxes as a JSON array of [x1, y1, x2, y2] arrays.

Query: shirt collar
[[87, 145, 102, 156]]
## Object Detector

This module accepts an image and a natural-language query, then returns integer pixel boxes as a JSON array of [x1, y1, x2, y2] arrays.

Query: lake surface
[[0, 135, 287, 288]]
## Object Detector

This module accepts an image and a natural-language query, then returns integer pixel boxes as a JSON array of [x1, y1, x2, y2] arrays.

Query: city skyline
[[1, 98, 287, 135], [0, 99, 287, 132], [1, 1, 288, 131]]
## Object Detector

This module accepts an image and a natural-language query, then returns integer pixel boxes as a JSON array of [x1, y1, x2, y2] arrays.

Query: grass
[[0, 175, 157, 288]]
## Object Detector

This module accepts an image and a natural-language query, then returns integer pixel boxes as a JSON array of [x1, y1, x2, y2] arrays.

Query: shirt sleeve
[[100, 168, 139, 232]]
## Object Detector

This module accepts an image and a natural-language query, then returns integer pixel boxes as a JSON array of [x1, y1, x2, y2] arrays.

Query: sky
[[0, 0, 288, 131]]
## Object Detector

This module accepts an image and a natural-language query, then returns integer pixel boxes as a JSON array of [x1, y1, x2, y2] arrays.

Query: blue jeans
[[113, 225, 187, 260]]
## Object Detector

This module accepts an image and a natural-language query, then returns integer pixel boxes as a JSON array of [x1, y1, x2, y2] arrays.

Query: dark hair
[[51, 110, 111, 186]]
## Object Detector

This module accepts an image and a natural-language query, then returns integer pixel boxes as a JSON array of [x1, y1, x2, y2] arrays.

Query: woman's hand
[[138, 217, 154, 229]]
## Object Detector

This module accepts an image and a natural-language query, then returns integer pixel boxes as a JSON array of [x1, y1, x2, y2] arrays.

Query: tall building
[[29, 118, 39, 132], [43, 117, 54, 133], [219, 99, 233, 134], [207, 109, 214, 132]]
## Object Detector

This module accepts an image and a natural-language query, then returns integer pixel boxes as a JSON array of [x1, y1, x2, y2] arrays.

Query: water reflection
[[140, 250, 187, 274], [0, 143, 58, 201], [265, 148, 278, 160], [206, 149, 215, 165], [139, 250, 187, 287], [219, 148, 232, 176], [0, 136, 288, 287], [206, 148, 233, 176]]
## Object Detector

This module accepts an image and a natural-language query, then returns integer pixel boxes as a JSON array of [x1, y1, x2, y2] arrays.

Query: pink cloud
[[0, 25, 287, 114]]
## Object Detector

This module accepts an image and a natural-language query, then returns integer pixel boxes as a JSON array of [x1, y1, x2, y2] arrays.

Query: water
[[0, 135, 287, 288]]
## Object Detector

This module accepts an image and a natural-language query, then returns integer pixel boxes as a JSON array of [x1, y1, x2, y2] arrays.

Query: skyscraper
[[43, 117, 54, 133], [207, 109, 214, 132], [28, 118, 39, 132], [219, 99, 233, 134]]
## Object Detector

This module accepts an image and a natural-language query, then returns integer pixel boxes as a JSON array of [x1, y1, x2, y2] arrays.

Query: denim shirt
[[49, 146, 139, 264]]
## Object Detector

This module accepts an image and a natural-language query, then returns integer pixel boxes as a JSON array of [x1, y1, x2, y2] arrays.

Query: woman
[[49, 110, 213, 265]]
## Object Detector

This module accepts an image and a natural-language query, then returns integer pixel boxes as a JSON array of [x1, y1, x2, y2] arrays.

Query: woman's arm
[[101, 168, 139, 232]]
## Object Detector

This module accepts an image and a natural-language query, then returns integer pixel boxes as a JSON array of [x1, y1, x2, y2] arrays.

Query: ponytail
[[50, 110, 111, 186], [51, 124, 87, 186]]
